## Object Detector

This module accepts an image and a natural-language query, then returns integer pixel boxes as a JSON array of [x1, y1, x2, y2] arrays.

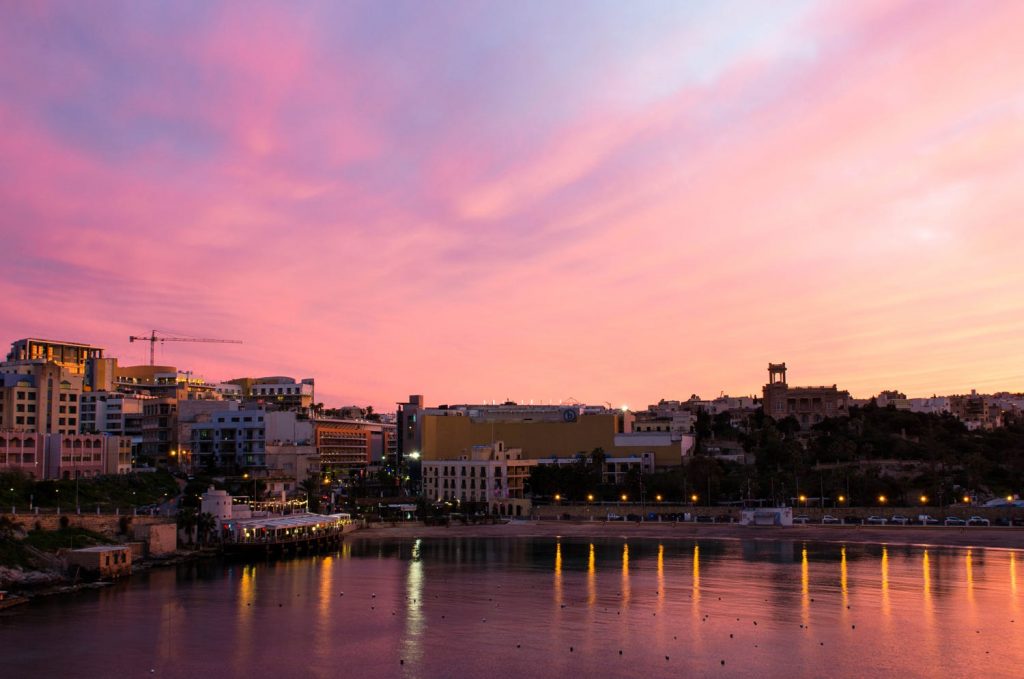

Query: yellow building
[[420, 410, 685, 468]]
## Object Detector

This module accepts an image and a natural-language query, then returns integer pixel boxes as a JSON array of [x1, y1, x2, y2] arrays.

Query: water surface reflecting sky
[[2, 538, 1021, 678]]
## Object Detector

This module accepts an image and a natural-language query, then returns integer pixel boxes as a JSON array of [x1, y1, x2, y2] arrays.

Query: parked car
[[890, 515, 910, 525], [944, 516, 966, 526], [695, 515, 715, 523], [821, 515, 841, 525], [793, 515, 811, 524], [918, 515, 939, 525], [843, 516, 863, 525], [967, 516, 990, 526], [866, 516, 887, 525], [606, 513, 624, 521]]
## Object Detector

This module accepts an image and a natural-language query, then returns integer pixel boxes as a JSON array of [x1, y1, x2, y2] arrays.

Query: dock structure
[[220, 512, 355, 557]]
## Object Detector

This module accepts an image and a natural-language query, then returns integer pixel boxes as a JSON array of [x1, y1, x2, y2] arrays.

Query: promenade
[[355, 520, 1024, 550]]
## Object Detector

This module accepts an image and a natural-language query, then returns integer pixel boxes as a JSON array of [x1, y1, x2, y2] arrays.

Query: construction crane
[[129, 330, 242, 366]]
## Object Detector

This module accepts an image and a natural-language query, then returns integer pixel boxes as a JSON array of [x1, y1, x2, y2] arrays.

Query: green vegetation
[[527, 405, 1024, 507], [0, 470, 179, 511], [21, 527, 112, 551]]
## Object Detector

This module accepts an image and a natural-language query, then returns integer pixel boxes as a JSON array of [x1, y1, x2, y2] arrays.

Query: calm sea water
[[2, 537, 1022, 678]]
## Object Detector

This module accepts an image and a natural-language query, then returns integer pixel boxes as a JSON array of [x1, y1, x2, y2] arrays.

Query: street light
[[587, 493, 595, 502], [621, 493, 628, 502], [691, 494, 698, 504], [554, 493, 562, 502], [920, 495, 928, 504], [878, 495, 887, 505], [655, 494, 663, 502], [963, 495, 971, 504], [838, 495, 846, 504], [799, 494, 807, 506]]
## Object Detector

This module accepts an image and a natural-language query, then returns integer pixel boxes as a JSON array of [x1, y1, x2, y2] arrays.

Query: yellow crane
[[129, 330, 242, 366]]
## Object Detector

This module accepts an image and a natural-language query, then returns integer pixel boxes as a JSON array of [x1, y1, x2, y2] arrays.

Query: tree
[[299, 477, 321, 512], [176, 507, 197, 546], [196, 512, 216, 546]]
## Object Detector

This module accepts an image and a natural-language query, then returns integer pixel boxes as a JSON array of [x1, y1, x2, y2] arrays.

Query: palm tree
[[176, 507, 198, 546], [299, 477, 321, 512], [196, 512, 216, 546]]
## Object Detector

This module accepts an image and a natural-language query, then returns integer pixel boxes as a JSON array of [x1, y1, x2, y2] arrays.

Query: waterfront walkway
[[354, 520, 1024, 550]]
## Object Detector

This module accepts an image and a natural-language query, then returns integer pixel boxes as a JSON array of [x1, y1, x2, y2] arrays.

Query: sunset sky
[[2, 1, 1023, 410]]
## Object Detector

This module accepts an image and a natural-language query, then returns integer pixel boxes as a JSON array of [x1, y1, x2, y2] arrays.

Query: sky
[[2, 0, 1024, 410]]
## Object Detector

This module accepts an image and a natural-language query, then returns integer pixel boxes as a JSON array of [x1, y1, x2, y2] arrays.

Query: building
[[416, 400, 688, 469], [533, 450, 657, 485], [225, 376, 315, 412], [264, 411, 317, 496], [79, 392, 148, 437], [141, 397, 178, 463], [0, 362, 83, 435], [314, 418, 396, 475], [176, 399, 240, 469], [114, 365, 181, 398], [190, 409, 267, 470], [421, 441, 536, 515], [0, 432, 42, 477], [43, 433, 132, 479], [761, 363, 850, 429], [6, 338, 103, 376], [66, 545, 131, 579]]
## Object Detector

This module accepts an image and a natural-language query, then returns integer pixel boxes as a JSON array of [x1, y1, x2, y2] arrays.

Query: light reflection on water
[[2, 538, 1023, 679]]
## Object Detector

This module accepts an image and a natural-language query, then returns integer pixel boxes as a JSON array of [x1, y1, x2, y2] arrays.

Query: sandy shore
[[353, 521, 1024, 550]]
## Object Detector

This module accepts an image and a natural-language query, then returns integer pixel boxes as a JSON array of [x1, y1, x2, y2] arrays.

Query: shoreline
[[0, 550, 213, 608], [352, 520, 1024, 551]]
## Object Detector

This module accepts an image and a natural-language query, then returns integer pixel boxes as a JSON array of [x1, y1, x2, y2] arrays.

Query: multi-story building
[[263, 410, 317, 496], [79, 392, 148, 436], [141, 397, 178, 463], [176, 399, 240, 468], [6, 338, 103, 376], [534, 450, 657, 485], [762, 363, 850, 429], [225, 376, 315, 412], [115, 365, 181, 398], [413, 398, 688, 469], [190, 409, 266, 470], [0, 432, 42, 477], [421, 441, 536, 515], [312, 417, 396, 475], [0, 433, 132, 479], [0, 362, 83, 435]]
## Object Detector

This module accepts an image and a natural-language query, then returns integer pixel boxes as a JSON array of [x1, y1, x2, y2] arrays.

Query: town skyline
[[4, 2, 1024, 410]]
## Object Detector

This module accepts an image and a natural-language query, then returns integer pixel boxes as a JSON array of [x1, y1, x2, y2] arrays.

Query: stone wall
[[1, 511, 173, 537]]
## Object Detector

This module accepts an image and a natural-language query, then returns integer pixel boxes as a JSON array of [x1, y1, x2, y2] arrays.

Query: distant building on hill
[[762, 363, 850, 429]]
